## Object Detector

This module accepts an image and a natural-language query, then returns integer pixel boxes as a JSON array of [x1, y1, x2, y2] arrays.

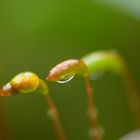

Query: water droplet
[[88, 127, 105, 138], [110, 49, 118, 55], [100, 127, 105, 137], [46, 110, 51, 117], [46, 109, 54, 120], [57, 74, 75, 84], [88, 128, 99, 138], [89, 72, 103, 81], [87, 108, 98, 120]]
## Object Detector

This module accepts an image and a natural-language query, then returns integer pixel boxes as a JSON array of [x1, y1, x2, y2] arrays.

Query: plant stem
[[121, 67, 140, 128], [0, 98, 12, 140], [44, 94, 68, 140], [84, 76, 102, 140]]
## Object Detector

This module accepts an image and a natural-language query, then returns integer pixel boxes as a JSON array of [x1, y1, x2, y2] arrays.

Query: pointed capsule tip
[[0, 89, 11, 96]]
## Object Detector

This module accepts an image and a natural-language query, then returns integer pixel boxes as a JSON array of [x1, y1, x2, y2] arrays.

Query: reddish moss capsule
[[47, 59, 88, 83]]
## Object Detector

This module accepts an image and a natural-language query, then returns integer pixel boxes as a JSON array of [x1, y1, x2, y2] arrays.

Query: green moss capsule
[[82, 51, 125, 75], [1, 71, 49, 96], [10, 72, 40, 93]]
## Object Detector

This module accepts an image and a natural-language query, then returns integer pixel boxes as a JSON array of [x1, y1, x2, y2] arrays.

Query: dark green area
[[0, 0, 140, 140]]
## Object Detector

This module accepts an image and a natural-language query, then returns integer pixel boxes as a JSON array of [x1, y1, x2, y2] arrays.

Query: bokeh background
[[0, 0, 140, 140]]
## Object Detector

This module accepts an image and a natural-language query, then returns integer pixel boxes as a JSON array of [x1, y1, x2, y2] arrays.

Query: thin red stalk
[[84, 76, 102, 140], [121, 67, 140, 128], [44, 94, 68, 140], [0, 98, 12, 140]]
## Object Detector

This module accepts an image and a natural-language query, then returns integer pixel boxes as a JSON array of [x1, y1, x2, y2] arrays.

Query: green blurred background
[[0, 0, 140, 140]]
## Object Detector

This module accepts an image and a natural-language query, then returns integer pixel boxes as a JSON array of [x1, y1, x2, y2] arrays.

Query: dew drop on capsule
[[57, 74, 75, 84]]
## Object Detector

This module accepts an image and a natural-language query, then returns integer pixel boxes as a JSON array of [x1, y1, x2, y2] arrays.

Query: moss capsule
[[2, 72, 40, 94], [82, 51, 125, 75], [10, 72, 40, 93], [47, 59, 88, 82]]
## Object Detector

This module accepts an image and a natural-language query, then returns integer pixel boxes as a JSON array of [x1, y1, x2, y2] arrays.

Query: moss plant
[[0, 72, 67, 140], [47, 60, 101, 140], [82, 51, 140, 128], [47, 50, 140, 140], [0, 50, 139, 140]]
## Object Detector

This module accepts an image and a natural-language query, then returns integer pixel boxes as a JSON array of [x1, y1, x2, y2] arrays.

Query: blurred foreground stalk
[[121, 68, 140, 128], [45, 94, 68, 140], [0, 98, 12, 140]]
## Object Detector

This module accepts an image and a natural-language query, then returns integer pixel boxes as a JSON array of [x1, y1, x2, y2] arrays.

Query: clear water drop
[[88, 126, 105, 138], [89, 72, 103, 81], [87, 108, 98, 120], [46, 109, 54, 120], [57, 74, 75, 84], [46, 109, 52, 117], [100, 127, 105, 137], [88, 128, 99, 138]]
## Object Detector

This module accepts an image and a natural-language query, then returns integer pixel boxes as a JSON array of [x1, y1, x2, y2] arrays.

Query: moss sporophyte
[[1, 50, 140, 140], [0, 72, 67, 140], [47, 50, 140, 140]]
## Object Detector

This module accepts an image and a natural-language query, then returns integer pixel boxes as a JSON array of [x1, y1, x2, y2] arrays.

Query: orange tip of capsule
[[0, 89, 11, 96]]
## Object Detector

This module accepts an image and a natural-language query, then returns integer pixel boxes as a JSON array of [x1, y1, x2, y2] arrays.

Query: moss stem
[[44, 94, 68, 140], [0, 98, 12, 140], [84, 76, 102, 140], [121, 67, 140, 128]]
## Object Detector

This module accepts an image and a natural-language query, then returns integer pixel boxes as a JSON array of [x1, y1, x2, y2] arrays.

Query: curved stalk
[[84, 76, 102, 140], [44, 94, 68, 140], [0, 98, 12, 140], [121, 67, 140, 128]]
